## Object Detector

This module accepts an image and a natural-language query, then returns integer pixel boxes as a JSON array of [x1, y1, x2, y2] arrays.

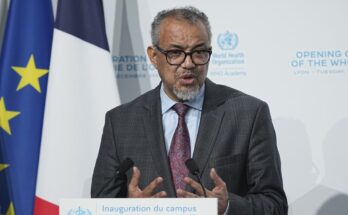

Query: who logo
[[67, 206, 93, 215], [217, 31, 239, 50]]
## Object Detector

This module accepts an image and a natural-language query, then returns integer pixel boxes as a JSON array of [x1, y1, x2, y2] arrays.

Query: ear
[[147, 46, 158, 68]]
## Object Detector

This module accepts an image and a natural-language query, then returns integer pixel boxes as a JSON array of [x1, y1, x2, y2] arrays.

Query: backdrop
[[102, 1, 348, 214], [1, 0, 347, 214]]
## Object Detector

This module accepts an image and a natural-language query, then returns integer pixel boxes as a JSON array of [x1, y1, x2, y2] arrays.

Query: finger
[[210, 168, 226, 187], [142, 177, 163, 196], [176, 189, 198, 198], [184, 177, 209, 196], [128, 166, 140, 189], [152, 191, 167, 198]]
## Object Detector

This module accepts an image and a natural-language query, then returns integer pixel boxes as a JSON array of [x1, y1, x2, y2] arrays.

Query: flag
[[34, 0, 119, 214], [0, 0, 53, 214]]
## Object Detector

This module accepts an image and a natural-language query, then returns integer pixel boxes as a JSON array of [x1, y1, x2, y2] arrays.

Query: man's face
[[147, 18, 211, 101]]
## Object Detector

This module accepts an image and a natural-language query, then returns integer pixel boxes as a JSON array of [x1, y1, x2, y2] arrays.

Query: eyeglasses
[[155, 45, 212, 65]]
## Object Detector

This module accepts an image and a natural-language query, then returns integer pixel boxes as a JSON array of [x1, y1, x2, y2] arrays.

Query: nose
[[181, 54, 195, 69]]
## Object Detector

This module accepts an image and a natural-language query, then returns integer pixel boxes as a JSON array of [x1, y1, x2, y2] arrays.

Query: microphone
[[185, 158, 207, 197], [95, 157, 134, 197], [116, 157, 134, 175]]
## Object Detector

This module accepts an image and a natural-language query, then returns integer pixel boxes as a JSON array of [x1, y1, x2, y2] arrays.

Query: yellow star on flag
[[0, 163, 9, 172], [12, 54, 49, 93], [0, 97, 20, 135], [0, 164, 14, 215], [6, 202, 15, 215]]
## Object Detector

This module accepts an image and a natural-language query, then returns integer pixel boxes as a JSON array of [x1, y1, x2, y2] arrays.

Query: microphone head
[[117, 158, 134, 175], [185, 158, 200, 175]]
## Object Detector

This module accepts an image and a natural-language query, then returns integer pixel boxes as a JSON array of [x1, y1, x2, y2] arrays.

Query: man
[[91, 6, 287, 215]]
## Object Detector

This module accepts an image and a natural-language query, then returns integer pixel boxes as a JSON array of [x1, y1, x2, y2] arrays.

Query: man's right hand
[[127, 166, 167, 198]]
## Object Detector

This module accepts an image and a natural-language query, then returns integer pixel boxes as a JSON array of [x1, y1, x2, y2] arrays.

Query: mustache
[[176, 71, 199, 78]]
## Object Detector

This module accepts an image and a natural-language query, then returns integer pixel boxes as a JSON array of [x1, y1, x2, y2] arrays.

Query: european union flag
[[0, 0, 53, 214]]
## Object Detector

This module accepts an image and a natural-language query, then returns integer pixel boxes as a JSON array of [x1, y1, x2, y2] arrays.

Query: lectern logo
[[67, 206, 93, 215], [217, 31, 239, 50]]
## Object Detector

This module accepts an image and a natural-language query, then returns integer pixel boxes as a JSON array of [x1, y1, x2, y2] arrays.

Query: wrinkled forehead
[[158, 17, 210, 44]]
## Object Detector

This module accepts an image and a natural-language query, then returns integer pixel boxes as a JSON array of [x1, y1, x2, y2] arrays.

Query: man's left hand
[[176, 168, 229, 215]]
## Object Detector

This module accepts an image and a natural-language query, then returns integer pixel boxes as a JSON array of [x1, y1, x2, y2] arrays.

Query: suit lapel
[[190, 80, 226, 190], [142, 80, 227, 195], [142, 85, 176, 197]]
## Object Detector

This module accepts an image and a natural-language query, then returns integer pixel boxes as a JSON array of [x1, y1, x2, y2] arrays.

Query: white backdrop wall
[[103, 0, 348, 214], [1, 0, 347, 214]]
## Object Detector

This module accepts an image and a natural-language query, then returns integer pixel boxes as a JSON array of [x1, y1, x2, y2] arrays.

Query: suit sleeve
[[227, 102, 288, 215], [91, 111, 127, 198]]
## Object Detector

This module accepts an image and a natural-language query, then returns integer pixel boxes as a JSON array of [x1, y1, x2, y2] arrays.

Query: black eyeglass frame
[[155, 45, 212, 66]]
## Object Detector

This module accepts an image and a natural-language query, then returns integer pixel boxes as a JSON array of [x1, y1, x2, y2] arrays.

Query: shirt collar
[[160, 83, 205, 114]]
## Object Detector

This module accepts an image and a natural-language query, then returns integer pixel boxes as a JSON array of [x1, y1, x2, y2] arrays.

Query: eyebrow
[[168, 43, 210, 50]]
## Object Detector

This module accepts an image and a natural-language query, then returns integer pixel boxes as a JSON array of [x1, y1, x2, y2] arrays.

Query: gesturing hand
[[177, 168, 229, 215], [127, 166, 167, 198]]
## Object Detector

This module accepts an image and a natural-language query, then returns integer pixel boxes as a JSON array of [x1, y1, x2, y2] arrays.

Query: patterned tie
[[168, 103, 191, 193]]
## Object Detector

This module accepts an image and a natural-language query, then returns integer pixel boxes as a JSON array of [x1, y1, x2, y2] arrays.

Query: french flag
[[34, 0, 119, 214]]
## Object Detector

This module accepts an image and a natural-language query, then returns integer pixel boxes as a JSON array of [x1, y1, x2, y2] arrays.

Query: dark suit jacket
[[91, 79, 288, 214]]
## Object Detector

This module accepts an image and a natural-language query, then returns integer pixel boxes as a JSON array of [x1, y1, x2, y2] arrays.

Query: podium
[[60, 198, 217, 215]]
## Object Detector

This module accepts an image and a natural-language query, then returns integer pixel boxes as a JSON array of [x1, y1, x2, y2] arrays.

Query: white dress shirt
[[160, 84, 205, 156], [160, 83, 230, 214]]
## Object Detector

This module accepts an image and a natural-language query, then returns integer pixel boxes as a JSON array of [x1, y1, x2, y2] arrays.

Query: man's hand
[[127, 166, 167, 198], [177, 168, 229, 215]]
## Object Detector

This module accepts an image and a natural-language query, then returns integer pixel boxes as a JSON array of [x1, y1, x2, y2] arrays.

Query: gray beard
[[173, 85, 200, 101]]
